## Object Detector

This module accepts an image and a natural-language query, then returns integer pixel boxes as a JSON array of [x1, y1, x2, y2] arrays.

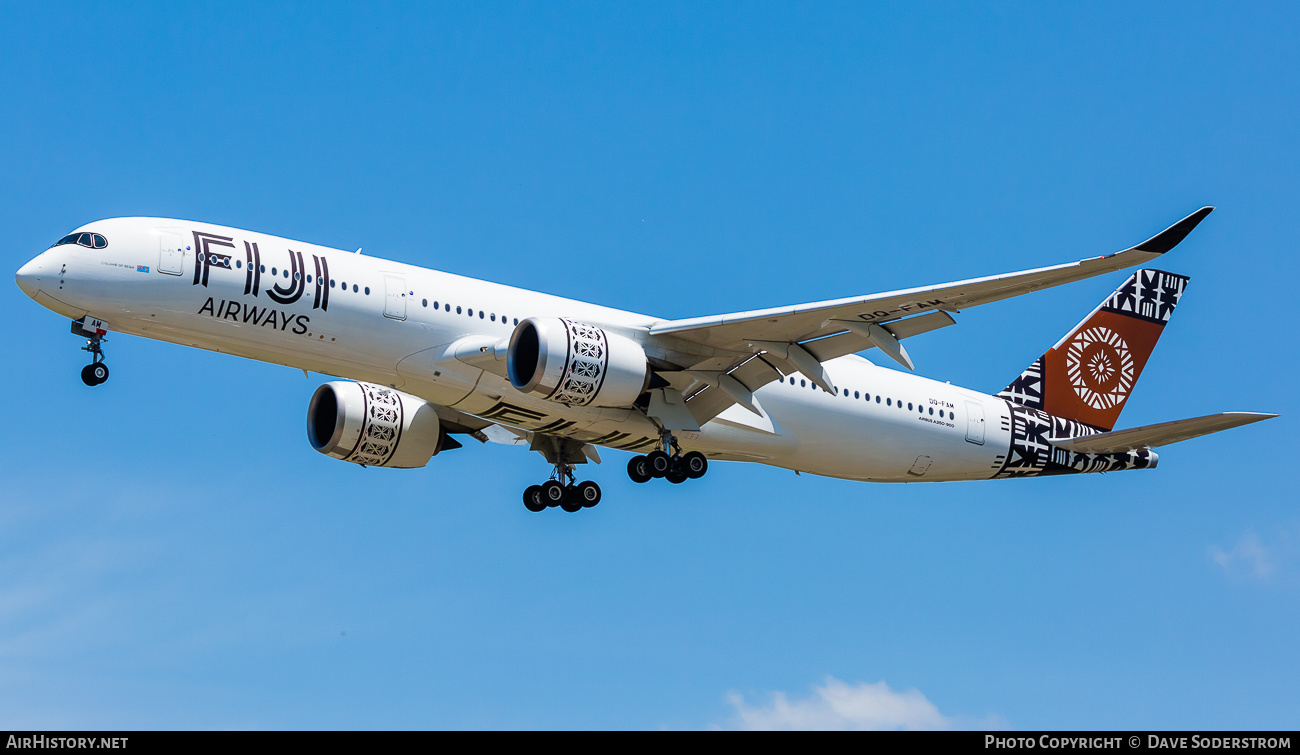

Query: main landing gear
[[627, 432, 708, 485], [522, 464, 602, 514], [75, 323, 109, 387]]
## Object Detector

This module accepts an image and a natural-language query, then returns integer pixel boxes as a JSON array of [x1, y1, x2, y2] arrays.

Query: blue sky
[[1, 2, 1296, 729]]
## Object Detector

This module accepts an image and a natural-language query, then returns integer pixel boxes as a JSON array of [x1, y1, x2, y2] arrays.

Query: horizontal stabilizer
[[1049, 411, 1276, 454]]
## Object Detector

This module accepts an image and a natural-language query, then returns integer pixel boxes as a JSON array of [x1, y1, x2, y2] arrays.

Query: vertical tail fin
[[997, 269, 1189, 431]]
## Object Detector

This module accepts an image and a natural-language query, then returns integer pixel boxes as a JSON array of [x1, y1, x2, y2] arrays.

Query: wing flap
[[1049, 411, 1276, 454], [803, 310, 956, 364]]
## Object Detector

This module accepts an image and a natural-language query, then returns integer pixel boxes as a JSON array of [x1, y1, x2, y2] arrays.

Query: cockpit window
[[52, 232, 108, 249]]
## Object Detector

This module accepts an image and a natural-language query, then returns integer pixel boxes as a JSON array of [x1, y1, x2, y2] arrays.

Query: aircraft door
[[158, 230, 185, 276], [964, 400, 986, 445], [383, 275, 407, 320]]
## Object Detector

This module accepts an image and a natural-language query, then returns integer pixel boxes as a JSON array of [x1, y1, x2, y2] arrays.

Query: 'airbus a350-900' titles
[[15, 207, 1275, 512]]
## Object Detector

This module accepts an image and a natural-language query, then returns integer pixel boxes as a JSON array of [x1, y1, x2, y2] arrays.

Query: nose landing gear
[[73, 319, 109, 386], [81, 361, 109, 387]]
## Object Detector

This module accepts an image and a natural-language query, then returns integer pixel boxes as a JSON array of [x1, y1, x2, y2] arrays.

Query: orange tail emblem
[[998, 269, 1189, 431]]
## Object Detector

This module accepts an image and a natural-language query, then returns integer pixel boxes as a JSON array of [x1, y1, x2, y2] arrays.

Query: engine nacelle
[[307, 381, 444, 468], [507, 317, 649, 408]]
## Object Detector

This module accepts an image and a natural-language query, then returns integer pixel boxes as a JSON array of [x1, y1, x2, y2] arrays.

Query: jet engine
[[307, 381, 445, 468], [507, 317, 650, 408]]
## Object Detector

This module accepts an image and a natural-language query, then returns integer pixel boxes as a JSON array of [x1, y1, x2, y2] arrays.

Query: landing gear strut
[[627, 431, 708, 485], [522, 462, 602, 514], [75, 323, 109, 386]]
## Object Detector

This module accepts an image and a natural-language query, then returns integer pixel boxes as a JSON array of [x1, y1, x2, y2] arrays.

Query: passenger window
[[456, 306, 462, 314], [422, 299, 428, 307], [365, 286, 370, 295], [352, 284, 358, 292], [800, 379, 806, 387], [886, 398, 891, 406]]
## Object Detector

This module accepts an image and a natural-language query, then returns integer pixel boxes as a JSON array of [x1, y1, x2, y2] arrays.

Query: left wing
[[651, 207, 1212, 350], [644, 208, 1213, 425]]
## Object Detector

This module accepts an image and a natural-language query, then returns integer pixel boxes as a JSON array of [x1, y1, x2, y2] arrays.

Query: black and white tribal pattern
[[1101, 269, 1188, 324], [349, 384, 404, 466], [997, 356, 1045, 411], [992, 401, 1153, 479], [549, 319, 610, 406]]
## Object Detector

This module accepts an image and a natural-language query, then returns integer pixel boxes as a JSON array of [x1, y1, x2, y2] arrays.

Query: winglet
[[1133, 206, 1214, 254]]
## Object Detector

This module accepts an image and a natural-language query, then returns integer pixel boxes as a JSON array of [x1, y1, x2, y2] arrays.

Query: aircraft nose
[[15, 255, 46, 300]]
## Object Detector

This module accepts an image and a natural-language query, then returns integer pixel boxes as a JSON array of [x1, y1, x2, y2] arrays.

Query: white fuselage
[[17, 217, 1018, 482]]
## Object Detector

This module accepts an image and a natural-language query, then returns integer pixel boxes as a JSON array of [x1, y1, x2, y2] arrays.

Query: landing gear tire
[[682, 451, 708, 479], [666, 461, 689, 484], [541, 480, 566, 507], [560, 486, 583, 513], [81, 362, 109, 386], [523, 485, 546, 512], [627, 456, 652, 483], [646, 450, 672, 478], [576, 481, 602, 507]]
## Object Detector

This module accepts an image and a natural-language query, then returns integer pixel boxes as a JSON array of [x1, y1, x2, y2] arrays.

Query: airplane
[[14, 207, 1275, 513]]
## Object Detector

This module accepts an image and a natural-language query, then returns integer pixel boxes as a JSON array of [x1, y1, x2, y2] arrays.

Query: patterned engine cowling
[[306, 381, 443, 468], [507, 317, 650, 408]]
